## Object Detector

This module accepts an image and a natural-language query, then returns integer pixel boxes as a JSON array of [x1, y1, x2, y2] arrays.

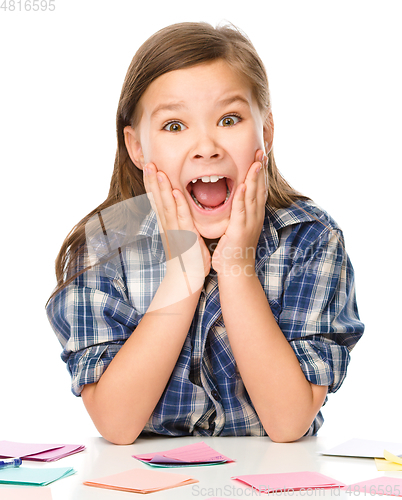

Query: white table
[[0, 435, 397, 499]]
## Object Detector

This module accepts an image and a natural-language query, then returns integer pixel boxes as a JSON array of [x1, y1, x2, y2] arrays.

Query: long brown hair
[[51, 21, 309, 299]]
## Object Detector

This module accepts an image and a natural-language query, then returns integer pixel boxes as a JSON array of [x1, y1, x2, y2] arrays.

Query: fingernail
[[144, 166, 150, 176], [157, 174, 163, 183]]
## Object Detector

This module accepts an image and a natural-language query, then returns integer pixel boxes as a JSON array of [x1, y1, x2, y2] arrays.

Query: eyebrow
[[150, 94, 251, 120], [150, 102, 187, 119], [216, 94, 251, 108]]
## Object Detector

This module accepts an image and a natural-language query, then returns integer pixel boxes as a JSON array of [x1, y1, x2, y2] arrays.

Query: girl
[[47, 22, 364, 445]]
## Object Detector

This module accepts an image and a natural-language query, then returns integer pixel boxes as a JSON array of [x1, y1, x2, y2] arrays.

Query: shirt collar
[[257, 200, 322, 267], [138, 199, 323, 266], [137, 208, 165, 261]]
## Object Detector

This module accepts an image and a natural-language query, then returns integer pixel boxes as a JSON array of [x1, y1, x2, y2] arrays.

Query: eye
[[163, 121, 186, 132], [218, 114, 241, 127]]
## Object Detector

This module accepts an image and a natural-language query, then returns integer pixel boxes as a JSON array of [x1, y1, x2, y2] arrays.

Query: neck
[[203, 237, 220, 256]]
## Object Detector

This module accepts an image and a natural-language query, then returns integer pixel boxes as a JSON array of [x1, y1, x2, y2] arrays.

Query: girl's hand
[[212, 150, 268, 278], [143, 163, 211, 284]]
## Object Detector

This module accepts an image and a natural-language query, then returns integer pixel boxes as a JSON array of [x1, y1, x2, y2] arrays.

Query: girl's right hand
[[143, 163, 211, 287]]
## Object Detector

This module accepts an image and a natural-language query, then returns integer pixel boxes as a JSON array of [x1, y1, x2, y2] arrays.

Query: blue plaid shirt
[[47, 199, 364, 437]]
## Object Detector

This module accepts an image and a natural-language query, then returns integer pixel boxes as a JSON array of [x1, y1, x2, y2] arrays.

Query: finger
[[172, 189, 210, 261], [144, 164, 180, 232], [254, 154, 268, 209], [263, 154, 269, 199], [143, 163, 166, 200], [253, 149, 267, 203], [155, 171, 179, 230], [260, 154, 269, 206], [244, 160, 263, 216], [254, 149, 264, 164], [172, 189, 195, 231], [230, 182, 247, 227], [172, 189, 211, 279], [151, 172, 179, 261], [143, 163, 166, 227]]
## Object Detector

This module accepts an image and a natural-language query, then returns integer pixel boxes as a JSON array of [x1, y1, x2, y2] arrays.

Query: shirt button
[[211, 390, 220, 401]]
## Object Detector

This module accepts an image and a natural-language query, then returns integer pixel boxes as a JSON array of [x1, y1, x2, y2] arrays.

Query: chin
[[195, 219, 229, 240]]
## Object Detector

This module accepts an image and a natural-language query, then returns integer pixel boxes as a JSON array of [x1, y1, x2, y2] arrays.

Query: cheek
[[229, 128, 264, 169], [142, 138, 184, 184], [141, 135, 172, 166]]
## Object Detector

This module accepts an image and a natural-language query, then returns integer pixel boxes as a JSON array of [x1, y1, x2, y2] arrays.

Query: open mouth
[[186, 175, 233, 211]]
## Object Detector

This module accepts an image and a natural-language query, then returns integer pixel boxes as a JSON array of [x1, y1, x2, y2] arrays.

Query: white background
[[0, 0, 401, 444]]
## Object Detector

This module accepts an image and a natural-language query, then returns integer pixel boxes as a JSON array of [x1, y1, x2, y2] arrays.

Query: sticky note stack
[[0, 466, 75, 486], [0, 487, 53, 499], [133, 441, 234, 467], [376, 450, 402, 471], [84, 467, 198, 493], [0, 441, 85, 462], [232, 471, 345, 493]]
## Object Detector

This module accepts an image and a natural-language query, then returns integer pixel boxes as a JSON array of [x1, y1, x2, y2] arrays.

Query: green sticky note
[[0, 466, 75, 486]]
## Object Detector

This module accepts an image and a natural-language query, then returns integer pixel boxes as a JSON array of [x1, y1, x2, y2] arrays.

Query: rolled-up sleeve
[[278, 227, 364, 393], [46, 265, 141, 396]]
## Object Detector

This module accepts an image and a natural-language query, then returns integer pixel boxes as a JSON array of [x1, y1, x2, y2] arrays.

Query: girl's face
[[125, 60, 273, 239]]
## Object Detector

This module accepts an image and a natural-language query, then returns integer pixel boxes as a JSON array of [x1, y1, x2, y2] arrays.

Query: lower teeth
[[191, 186, 230, 210]]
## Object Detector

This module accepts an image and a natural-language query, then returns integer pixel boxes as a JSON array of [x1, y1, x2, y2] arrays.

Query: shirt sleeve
[[46, 257, 141, 396], [277, 226, 364, 393]]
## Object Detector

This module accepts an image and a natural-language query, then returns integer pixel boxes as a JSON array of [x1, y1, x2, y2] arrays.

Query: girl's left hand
[[212, 149, 268, 277]]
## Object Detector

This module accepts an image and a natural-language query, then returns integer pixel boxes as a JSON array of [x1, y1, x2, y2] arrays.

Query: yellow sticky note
[[375, 450, 402, 471], [384, 450, 402, 465], [375, 458, 402, 471]]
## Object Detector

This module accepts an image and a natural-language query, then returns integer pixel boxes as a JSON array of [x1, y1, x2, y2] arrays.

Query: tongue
[[192, 178, 227, 208]]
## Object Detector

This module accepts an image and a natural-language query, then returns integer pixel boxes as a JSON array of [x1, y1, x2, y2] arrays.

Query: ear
[[263, 110, 274, 155], [124, 126, 146, 170]]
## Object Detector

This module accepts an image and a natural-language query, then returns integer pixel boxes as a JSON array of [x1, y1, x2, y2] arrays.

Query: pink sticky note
[[23, 444, 86, 462], [133, 441, 233, 465], [149, 454, 188, 465], [345, 477, 402, 497], [0, 487, 53, 499], [0, 441, 63, 458], [232, 471, 345, 493], [0, 441, 85, 462], [83, 467, 198, 493]]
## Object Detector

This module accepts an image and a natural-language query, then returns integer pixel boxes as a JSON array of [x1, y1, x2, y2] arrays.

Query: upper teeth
[[191, 175, 225, 183]]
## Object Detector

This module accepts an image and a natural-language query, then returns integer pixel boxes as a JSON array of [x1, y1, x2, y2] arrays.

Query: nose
[[191, 130, 223, 161]]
